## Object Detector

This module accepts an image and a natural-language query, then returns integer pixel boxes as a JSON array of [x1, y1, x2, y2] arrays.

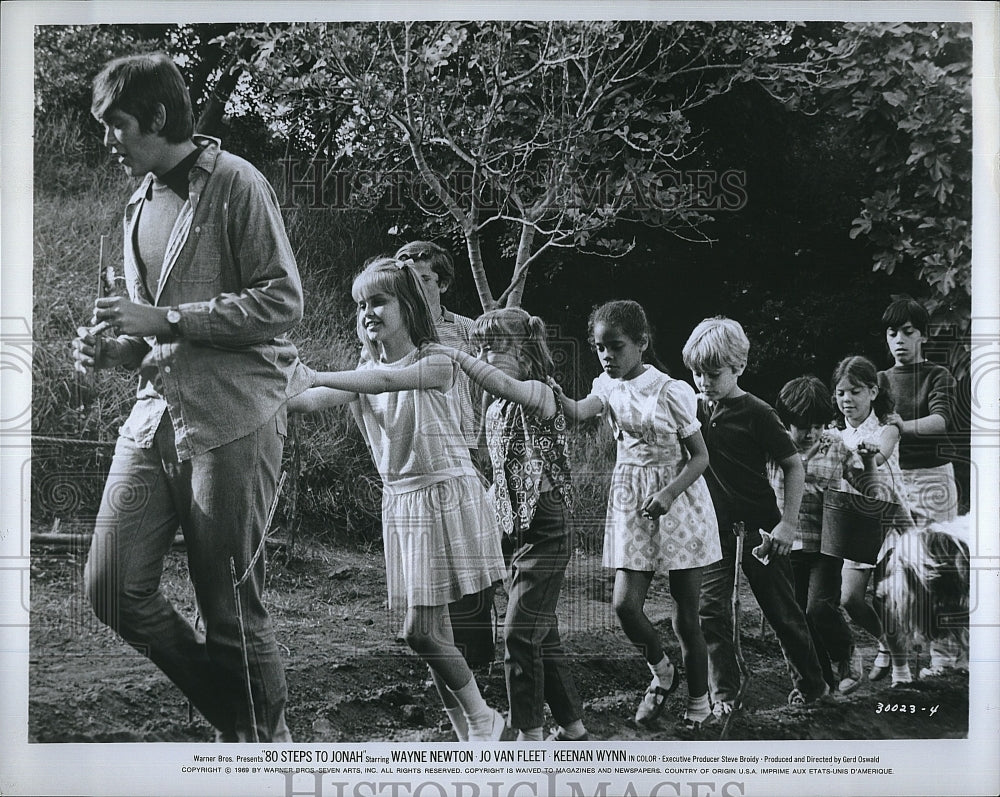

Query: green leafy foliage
[[793, 23, 972, 331]]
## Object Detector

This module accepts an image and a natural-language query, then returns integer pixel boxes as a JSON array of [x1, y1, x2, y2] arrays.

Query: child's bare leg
[[614, 568, 677, 725], [841, 568, 882, 639], [670, 566, 712, 726], [403, 604, 502, 740], [613, 569, 662, 663], [669, 567, 708, 698]]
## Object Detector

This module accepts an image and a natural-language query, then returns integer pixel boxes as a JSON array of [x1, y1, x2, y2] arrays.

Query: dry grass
[[31, 116, 617, 545]]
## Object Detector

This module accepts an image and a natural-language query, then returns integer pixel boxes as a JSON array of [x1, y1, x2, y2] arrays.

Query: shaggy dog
[[876, 520, 970, 670]]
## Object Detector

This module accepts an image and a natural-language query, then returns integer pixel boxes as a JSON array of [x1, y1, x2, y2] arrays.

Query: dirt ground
[[28, 535, 968, 744]]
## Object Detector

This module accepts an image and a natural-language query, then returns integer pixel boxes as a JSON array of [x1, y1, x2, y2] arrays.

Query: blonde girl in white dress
[[288, 258, 507, 741], [557, 300, 721, 729]]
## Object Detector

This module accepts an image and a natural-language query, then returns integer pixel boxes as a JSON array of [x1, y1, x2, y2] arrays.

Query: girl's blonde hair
[[470, 307, 554, 381], [351, 257, 438, 362], [682, 316, 750, 373]]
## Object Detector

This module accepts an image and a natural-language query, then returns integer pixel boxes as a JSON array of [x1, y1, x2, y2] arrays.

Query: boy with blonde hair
[[682, 317, 828, 722]]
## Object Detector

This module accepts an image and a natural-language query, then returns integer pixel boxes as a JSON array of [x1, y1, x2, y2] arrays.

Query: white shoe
[[467, 709, 509, 742]]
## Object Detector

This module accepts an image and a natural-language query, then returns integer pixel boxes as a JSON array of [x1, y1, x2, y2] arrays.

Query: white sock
[[649, 654, 674, 686], [449, 677, 493, 735], [685, 692, 710, 720], [892, 664, 913, 683], [443, 706, 469, 742], [431, 670, 468, 741], [517, 727, 544, 741]]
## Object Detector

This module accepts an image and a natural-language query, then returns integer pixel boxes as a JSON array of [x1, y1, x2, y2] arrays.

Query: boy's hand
[[767, 520, 796, 556], [640, 488, 675, 520]]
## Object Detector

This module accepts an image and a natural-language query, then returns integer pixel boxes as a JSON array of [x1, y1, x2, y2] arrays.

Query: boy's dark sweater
[[877, 361, 956, 470], [697, 392, 797, 535]]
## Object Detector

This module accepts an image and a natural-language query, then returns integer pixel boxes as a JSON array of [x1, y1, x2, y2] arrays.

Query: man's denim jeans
[[700, 525, 827, 705], [84, 413, 291, 741]]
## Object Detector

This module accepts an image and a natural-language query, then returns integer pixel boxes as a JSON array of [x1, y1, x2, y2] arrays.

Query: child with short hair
[[288, 257, 507, 741], [558, 300, 721, 730], [771, 376, 859, 694], [682, 317, 828, 721], [878, 296, 965, 677], [444, 307, 589, 742]]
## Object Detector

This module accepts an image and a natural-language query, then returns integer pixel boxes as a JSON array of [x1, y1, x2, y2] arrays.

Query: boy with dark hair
[[72, 52, 309, 742], [682, 317, 828, 722], [772, 376, 859, 694], [877, 296, 964, 678]]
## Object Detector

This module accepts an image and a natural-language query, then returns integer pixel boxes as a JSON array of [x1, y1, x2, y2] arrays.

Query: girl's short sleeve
[[589, 372, 613, 413], [415, 342, 457, 392], [659, 378, 701, 438]]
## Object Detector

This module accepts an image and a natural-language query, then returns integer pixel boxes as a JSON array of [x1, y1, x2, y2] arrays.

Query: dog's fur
[[876, 521, 970, 663]]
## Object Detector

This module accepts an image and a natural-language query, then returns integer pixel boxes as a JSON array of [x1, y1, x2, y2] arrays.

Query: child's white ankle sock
[[648, 654, 674, 686], [891, 664, 912, 683], [517, 727, 544, 742], [560, 720, 588, 739], [449, 677, 493, 735], [685, 692, 711, 721], [443, 706, 469, 742], [431, 669, 468, 741]]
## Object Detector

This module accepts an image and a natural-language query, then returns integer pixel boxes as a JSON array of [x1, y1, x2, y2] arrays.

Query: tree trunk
[[505, 222, 535, 308], [466, 230, 497, 311], [195, 43, 251, 137]]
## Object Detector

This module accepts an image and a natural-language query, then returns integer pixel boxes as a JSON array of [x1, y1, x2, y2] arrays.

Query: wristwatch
[[166, 307, 182, 337]]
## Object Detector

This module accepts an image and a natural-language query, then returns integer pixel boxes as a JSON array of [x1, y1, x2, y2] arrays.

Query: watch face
[[167, 309, 181, 324]]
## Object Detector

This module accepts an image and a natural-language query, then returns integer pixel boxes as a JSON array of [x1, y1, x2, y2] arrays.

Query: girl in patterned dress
[[557, 300, 721, 729], [443, 307, 588, 742], [832, 355, 916, 689], [288, 258, 507, 741]]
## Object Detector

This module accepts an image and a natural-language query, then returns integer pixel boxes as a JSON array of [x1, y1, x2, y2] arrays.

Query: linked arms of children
[[288, 351, 458, 413]]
